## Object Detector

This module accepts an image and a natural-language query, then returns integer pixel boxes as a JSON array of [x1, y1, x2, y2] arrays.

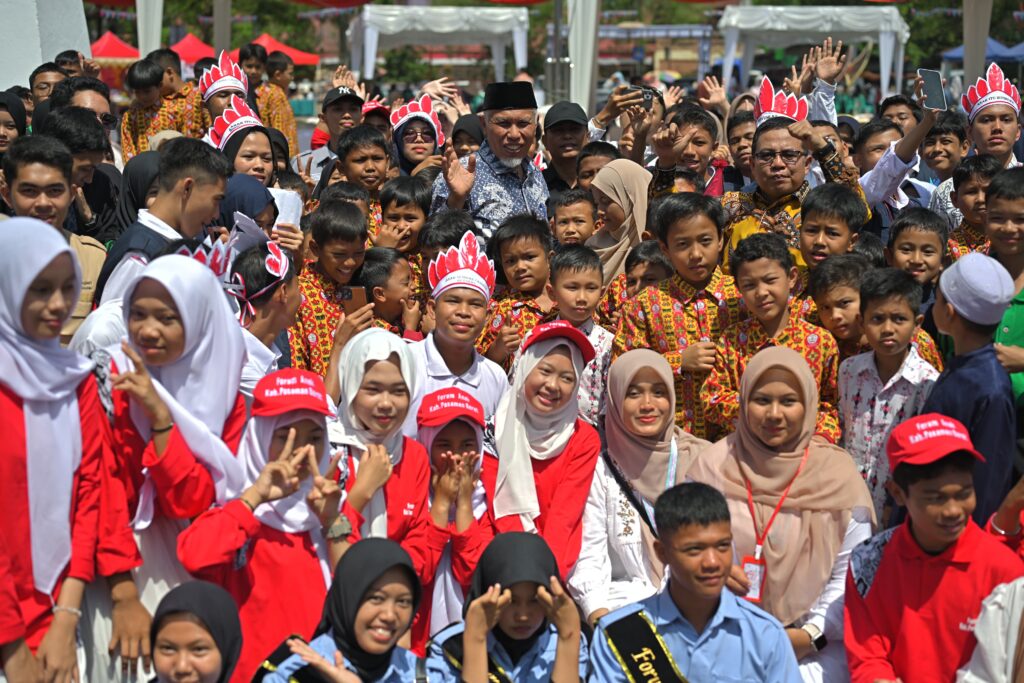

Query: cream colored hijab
[[689, 347, 874, 625], [586, 159, 652, 285]]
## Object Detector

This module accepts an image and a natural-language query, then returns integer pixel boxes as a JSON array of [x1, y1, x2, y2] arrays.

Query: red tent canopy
[[172, 33, 215, 64], [91, 31, 139, 60], [229, 33, 320, 66]]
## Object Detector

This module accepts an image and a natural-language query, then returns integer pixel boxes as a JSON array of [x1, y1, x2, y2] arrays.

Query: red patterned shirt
[[288, 267, 346, 378], [613, 269, 747, 439], [477, 291, 553, 372], [947, 220, 989, 261], [596, 272, 629, 331], [163, 83, 210, 140], [702, 315, 841, 443], [790, 267, 820, 325]]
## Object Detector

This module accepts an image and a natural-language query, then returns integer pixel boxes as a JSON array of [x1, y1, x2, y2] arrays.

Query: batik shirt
[[477, 291, 552, 372], [947, 220, 989, 261], [596, 272, 629, 331], [789, 267, 819, 325], [614, 269, 747, 439], [839, 346, 938, 517], [256, 83, 299, 158], [163, 83, 210, 140], [430, 141, 548, 243], [288, 267, 346, 378], [120, 102, 166, 161], [702, 316, 840, 442]]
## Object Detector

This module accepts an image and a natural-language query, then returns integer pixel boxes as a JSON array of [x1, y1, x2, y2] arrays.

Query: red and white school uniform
[[0, 221, 104, 654], [179, 370, 338, 682], [481, 321, 601, 580]]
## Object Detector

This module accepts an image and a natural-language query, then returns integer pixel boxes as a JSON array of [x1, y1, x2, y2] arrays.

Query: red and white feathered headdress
[[199, 51, 249, 102], [229, 241, 291, 326], [753, 76, 809, 127], [427, 231, 495, 300], [209, 95, 263, 151], [390, 95, 446, 148], [962, 63, 1021, 122], [175, 240, 234, 283]]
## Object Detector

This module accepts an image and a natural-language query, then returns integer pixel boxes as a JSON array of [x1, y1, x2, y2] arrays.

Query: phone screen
[[338, 286, 369, 316], [917, 69, 947, 111]]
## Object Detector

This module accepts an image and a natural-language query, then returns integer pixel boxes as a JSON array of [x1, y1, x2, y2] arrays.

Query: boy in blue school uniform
[[588, 482, 801, 683]]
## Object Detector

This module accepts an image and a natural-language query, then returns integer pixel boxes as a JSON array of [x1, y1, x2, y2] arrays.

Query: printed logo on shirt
[[492, 314, 504, 330], [959, 617, 978, 633], [807, 333, 819, 346], [404, 503, 416, 517]]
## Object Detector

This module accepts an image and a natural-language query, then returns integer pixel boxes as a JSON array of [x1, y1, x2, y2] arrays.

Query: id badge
[[741, 555, 766, 603]]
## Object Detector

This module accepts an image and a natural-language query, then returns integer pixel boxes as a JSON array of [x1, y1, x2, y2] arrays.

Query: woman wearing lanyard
[[568, 350, 709, 628], [688, 347, 874, 683]]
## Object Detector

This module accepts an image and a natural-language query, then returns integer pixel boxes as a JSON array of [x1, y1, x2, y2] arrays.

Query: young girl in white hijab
[[478, 320, 601, 580], [0, 218, 105, 682]]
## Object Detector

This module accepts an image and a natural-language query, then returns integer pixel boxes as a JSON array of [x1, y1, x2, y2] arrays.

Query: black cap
[[836, 115, 861, 136], [322, 86, 364, 111], [480, 82, 537, 112], [544, 101, 588, 129]]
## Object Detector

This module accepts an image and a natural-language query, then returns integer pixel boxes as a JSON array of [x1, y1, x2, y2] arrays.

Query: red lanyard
[[744, 447, 810, 561]]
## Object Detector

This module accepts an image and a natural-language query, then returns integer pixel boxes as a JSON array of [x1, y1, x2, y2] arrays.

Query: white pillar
[[491, 42, 507, 82], [137, 0, 165, 58], [894, 39, 905, 94], [878, 30, 895, 97], [740, 38, 756, 93], [963, 0, 994, 85], [212, 0, 231, 54], [568, 0, 599, 112], [721, 27, 739, 95], [362, 26, 379, 81], [0, 0, 90, 89]]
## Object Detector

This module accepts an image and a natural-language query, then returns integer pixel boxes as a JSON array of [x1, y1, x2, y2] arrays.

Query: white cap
[[939, 252, 1014, 325]]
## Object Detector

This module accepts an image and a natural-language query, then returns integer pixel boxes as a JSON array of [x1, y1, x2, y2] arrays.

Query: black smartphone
[[917, 69, 947, 111], [628, 85, 655, 111]]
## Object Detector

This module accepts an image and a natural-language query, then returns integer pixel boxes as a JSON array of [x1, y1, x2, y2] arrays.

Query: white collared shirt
[[239, 328, 282, 411]]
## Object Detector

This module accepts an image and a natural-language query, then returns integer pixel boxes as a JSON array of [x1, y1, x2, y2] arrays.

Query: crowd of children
[[2, 36, 1024, 683]]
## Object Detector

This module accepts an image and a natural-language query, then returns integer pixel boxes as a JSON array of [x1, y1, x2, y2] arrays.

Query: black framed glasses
[[402, 128, 435, 143], [753, 149, 805, 166]]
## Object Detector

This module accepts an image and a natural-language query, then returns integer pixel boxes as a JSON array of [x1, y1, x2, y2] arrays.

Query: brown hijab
[[688, 347, 874, 625], [604, 350, 709, 582], [586, 159, 652, 286]]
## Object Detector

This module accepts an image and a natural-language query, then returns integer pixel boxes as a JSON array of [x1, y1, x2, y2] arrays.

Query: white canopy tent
[[348, 5, 529, 83], [717, 6, 910, 97]]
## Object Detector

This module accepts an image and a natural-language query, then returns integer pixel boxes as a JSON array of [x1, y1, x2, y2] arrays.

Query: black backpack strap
[[438, 630, 514, 683], [602, 611, 689, 683], [415, 654, 428, 683], [251, 636, 333, 683], [601, 451, 657, 534]]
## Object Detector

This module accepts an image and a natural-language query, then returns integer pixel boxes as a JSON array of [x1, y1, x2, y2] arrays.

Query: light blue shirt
[[262, 632, 420, 683], [426, 621, 589, 683], [588, 586, 801, 683]]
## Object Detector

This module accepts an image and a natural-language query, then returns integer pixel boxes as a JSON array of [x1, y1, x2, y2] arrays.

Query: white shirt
[[957, 577, 1024, 683], [103, 210, 182, 301], [239, 328, 282, 411], [570, 318, 614, 427], [567, 456, 659, 619], [401, 333, 509, 437], [859, 141, 921, 209]]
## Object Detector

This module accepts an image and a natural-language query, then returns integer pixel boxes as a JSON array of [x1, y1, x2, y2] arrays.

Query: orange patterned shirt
[[256, 83, 299, 159], [613, 269, 747, 439], [288, 266, 346, 378], [790, 267, 820, 325], [163, 83, 210, 140], [838, 328, 944, 373], [596, 272, 629, 330], [947, 220, 989, 261], [477, 291, 553, 372], [701, 315, 840, 443], [120, 85, 210, 160]]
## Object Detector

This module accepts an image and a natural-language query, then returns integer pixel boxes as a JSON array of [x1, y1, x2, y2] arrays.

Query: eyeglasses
[[402, 129, 435, 143], [753, 149, 805, 166], [98, 113, 117, 128]]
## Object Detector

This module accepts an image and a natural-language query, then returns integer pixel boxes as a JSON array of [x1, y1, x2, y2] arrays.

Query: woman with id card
[[688, 347, 874, 683]]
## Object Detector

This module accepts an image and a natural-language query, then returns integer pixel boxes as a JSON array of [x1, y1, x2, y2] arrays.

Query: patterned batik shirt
[[839, 346, 938, 517], [288, 267, 346, 378], [947, 220, 990, 261], [163, 82, 210, 140], [789, 267, 820, 326], [430, 141, 548, 244], [613, 269, 747, 440], [574, 319, 614, 427], [120, 102, 166, 161], [596, 272, 629, 331], [257, 83, 299, 158], [702, 315, 841, 443], [476, 290, 552, 372]]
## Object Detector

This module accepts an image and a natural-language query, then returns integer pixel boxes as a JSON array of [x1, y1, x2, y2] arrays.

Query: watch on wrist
[[326, 516, 352, 541], [812, 141, 837, 160], [801, 623, 828, 652]]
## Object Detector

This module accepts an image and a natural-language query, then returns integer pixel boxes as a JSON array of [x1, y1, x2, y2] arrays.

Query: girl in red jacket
[[0, 219, 104, 681], [178, 369, 346, 682], [481, 321, 601, 579], [333, 328, 449, 652]]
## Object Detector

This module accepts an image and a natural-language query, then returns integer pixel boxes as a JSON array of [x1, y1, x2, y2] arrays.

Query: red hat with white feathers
[[390, 94, 446, 147], [199, 51, 249, 102], [962, 63, 1021, 123], [427, 230, 495, 300], [209, 95, 263, 151], [753, 76, 809, 127]]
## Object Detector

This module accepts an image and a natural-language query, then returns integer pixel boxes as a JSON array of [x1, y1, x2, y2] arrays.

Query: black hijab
[[267, 127, 291, 163], [316, 538, 422, 681], [113, 151, 161, 236], [222, 125, 276, 187], [393, 116, 440, 176], [219, 173, 276, 229], [451, 114, 483, 147], [465, 532, 560, 663], [151, 581, 243, 683], [0, 92, 27, 138]]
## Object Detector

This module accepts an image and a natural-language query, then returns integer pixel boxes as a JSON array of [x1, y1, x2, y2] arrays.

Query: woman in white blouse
[[688, 347, 875, 683], [568, 350, 709, 626]]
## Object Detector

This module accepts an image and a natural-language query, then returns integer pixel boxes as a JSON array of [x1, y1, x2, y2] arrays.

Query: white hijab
[[333, 328, 419, 537], [0, 218, 94, 594], [240, 409, 332, 584], [492, 338, 585, 531], [114, 255, 247, 528]]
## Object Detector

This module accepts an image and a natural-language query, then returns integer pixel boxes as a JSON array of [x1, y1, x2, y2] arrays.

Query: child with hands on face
[[360, 247, 423, 340]]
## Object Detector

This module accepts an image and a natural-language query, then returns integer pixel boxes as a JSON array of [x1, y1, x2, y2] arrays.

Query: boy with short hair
[[361, 246, 423, 341], [292, 85, 364, 185], [615, 193, 746, 439], [702, 232, 840, 442], [550, 188, 597, 246], [545, 245, 613, 425], [288, 200, 371, 377], [418, 209, 475, 266], [29, 62, 68, 105], [318, 180, 369, 217], [725, 110, 756, 190], [920, 110, 969, 184], [576, 141, 620, 192], [596, 239, 673, 332], [885, 207, 947, 326], [375, 176, 431, 303], [923, 252, 1017, 524], [257, 51, 298, 158], [948, 154, 1003, 259], [145, 48, 209, 140], [333, 124, 389, 240], [844, 414, 1024, 683], [838, 268, 939, 520], [650, 106, 722, 197], [120, 58, 167, 160], [986, 168, 1024, 405], [589, 482, 801, 683]]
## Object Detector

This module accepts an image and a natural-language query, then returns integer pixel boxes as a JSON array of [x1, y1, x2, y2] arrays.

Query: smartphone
[[628, 85, 655, 111], [337, 286, 369, 316], [917, 69, 947, 111]]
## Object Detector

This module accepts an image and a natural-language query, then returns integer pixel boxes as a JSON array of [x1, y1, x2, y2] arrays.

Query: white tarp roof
[[349, 5, 530, 82], [717, 5, 911, 97]]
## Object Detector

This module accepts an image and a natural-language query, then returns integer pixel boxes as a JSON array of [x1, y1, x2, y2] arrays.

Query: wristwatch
[[325, 516, 352, 541], [801, 623, 828, 652]]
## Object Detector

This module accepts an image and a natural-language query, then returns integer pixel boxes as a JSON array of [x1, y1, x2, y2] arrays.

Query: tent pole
[[552, 0, 564, 96], [213, 0, 231, 54]]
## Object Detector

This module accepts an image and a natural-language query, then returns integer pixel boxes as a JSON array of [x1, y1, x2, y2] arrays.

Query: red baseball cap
[[520, 320, 596, 365], [417, 388, 485, 428], [886, 413, 985, 473], [252, 369, 333, 417], [362, 100, 391, 119]]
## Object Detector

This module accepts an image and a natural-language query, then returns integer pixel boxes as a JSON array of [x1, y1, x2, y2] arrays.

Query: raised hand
[[272, 223, 304, 260], [112, 341, 172, 427], [596, 84, 645, 128], [651, 121, 697, 169], [332, 302, 375, 352], [373, 221, 409, 249], [487, 321, 522, 364], [814, 38, 846, 85], [72, 184, 94, 226], [307, 451, 344, 528], [452, 92, 472, 116], [697, 75, 728, 115], [465, 583, 511, 634], [356, 444, 393, 494], [442, 143, 476, 203], [242, 428, 309, 508], [663, 84, 684, 111], [332, 65, 357, 89], [421, 77, 459, 102], [287, 639, 361, 683], [537, 576, 580, 635], [401, 298, 422, 333], [787, 119, 828, 153], [432, 451, 463, 504]]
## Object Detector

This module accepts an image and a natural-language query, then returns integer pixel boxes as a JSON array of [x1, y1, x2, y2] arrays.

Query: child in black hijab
[[255, 538, 424, 682], [426, 532, 587, 682], [150, 581, 243, 683]]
